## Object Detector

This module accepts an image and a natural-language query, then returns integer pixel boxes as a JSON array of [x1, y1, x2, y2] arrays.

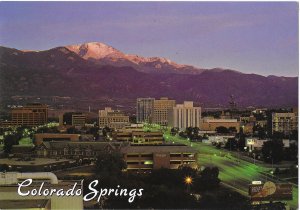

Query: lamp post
[[184, 176, 193, 193], [270, 151, 274, 172]]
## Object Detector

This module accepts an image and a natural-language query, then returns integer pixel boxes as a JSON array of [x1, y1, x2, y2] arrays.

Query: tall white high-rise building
[[170, 101, 201, 130]]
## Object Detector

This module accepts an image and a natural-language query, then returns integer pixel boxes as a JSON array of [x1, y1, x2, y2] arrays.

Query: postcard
[[0, 2, 298, 210]]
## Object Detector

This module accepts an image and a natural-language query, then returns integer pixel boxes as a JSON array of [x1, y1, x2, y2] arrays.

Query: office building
[[72, 113, 86, 127], [136, 98, 155, 123], [272, 112, 298, 135], [112, 130, 164, 145], [153, 97, 176, 126], [121, 144, 198, 170], [99, 107, 130, 129], [170, 101, 201, 130], [34, 133, 80, 145], [201, 118, 240, 132], [1, 103, 48, 127], [35, 141, 118, 160]]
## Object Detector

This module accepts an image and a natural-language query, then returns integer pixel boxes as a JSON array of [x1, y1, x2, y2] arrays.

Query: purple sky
[[0, 2, 298, 77]]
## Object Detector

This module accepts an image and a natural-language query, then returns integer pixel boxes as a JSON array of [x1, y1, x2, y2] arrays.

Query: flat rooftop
[[121, 144, 197, 153], [0, 158, 72, 166]]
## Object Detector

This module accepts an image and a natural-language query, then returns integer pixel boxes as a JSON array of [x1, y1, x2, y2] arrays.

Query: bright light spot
[[252, 181, 262, 185], [144, 160, 153, 165], [185, 176, 193, 185]]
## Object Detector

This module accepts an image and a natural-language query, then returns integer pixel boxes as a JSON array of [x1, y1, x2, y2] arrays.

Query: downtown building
[[272, 111, 298, 135], [1, 103, 48, 127], [153, 97, 176, 126], [99, 107, 130, 129], [200, 118, 240, 132], [169, 101, 201, 130], [112, 130, 164, 145], [136, 97, 176, 125], [121, 144, 198, 170], [136, 98, 155, 123], [71, 113, 86, 127], [59, 112, 86, 128]]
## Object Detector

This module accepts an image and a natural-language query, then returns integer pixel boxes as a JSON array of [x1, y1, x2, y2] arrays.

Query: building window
[[127, 154, 139, 158], [170, 161, 181, 164], [141, 154, 153, 157], [170, 153, 181, 157], [127, 162, 140, 165]]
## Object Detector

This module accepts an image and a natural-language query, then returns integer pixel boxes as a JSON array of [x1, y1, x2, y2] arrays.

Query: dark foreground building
[[121, 144, 198, 170]]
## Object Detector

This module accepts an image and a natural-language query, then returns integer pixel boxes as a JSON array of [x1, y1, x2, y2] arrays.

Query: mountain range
[[0, 42, 298, 109]]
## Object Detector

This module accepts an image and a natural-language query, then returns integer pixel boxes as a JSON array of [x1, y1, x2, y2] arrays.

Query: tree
[[16, 126, 31, 139], [185, 127, 200, 140], [171, 127, 179, 136], [224, 138, 238, 151], [88, 126, 99, 140], [129, 116, 136, 124], [283, 143, 298, 161], [95, 152, 126, 177], [0, 164, 9, 172], [261, 140, 284, 163], [272, 131, 284, 140], [253, 124, 267, 139], [215, 126, 229, 134], [179, 131, 187, 138], [102, 126, 112, 138], [236, 126, 246, 151], [62, 112, 73, 125], [3, 134, 19, 154], [228, 127, 237, 134], [290, 130, 298, 141], [194, 167, 220, 191], [237, 133, 246, 151], [66, 127, 80, 134], [274, 167, 280, 175], [37, 126, 59, 133], [216, 142, 222, 149], [198, 188, 251, 210]]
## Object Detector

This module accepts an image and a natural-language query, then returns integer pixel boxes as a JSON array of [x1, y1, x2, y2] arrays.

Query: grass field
[[18, 137, 33, 145]]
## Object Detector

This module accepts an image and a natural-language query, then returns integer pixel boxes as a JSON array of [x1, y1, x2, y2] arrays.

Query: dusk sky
[[0, 2, 298, 77]]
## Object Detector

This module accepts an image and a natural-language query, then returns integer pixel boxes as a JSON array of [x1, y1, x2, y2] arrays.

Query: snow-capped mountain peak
[[65, 41, 203, 74], [66, 42, 124, 60]]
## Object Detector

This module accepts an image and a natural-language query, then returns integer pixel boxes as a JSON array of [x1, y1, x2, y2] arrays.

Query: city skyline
[[0, 2, 298, 77]]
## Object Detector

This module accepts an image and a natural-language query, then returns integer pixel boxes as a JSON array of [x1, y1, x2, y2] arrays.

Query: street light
[[185, 176, 193, 185], [184, 176, 193, 193]]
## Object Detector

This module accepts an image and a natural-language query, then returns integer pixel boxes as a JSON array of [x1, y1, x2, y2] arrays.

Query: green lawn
[[18, 137, 33, 145]]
